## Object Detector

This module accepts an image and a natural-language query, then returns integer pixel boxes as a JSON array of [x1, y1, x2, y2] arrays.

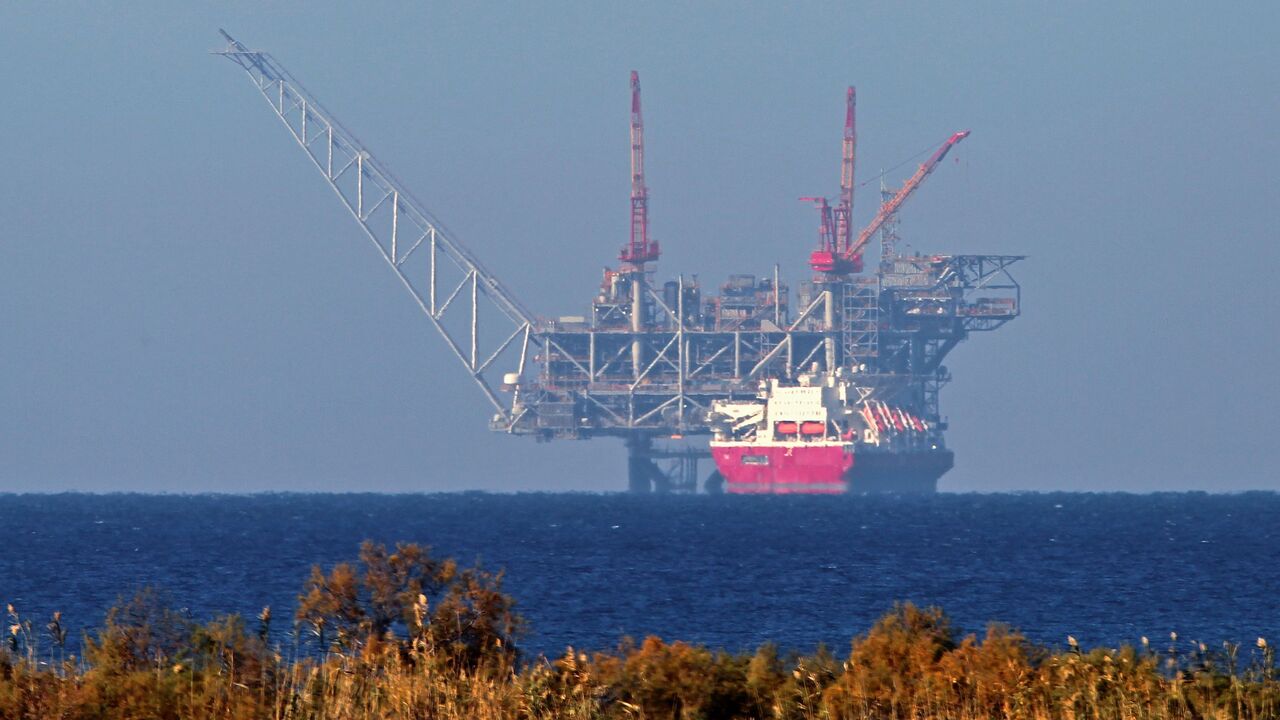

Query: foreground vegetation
[[1, 542, 1276, 719]]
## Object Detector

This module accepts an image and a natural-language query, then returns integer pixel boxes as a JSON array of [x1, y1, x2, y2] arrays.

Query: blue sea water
[[0, 492, 1276, 657]]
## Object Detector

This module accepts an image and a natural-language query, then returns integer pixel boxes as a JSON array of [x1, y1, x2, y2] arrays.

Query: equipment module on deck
[[218, 32, 1024, 493]]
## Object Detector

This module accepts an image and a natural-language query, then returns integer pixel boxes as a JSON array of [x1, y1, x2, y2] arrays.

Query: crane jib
[[845, 130, 970, 262], [215, 30, 538, 422]]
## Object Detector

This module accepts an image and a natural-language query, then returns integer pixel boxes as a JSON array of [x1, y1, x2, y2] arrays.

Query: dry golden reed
[[0, 541, 1275, 719]]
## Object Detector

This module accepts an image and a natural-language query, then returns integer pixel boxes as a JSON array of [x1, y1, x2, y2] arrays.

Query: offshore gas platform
[[216, 32, 1023, 494]]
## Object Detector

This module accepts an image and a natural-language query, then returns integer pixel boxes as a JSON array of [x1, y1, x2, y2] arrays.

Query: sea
[[1, 492, 1276, 657]]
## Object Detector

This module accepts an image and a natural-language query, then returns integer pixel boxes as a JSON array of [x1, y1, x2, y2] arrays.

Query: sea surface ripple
[[0, 492, 1275, 656]]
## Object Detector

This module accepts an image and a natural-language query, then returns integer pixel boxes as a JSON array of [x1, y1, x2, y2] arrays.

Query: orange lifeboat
[[775, 421, 798, 435], [800, 421, 826, 436]]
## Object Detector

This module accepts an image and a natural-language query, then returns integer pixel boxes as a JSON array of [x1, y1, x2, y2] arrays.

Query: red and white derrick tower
[[810, 87, 861, 275], [620, 71, 659, 267], [836, 86, 857, 254], [807, 86, 969, 277]]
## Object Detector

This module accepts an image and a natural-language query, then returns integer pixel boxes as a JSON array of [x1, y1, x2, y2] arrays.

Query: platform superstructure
[[217, 31, 1023, 493]]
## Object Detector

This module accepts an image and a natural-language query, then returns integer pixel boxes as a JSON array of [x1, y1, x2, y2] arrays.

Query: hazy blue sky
[[2, 2, 1277, 492]]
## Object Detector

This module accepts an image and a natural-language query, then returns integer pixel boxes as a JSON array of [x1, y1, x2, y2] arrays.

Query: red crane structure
[[799, 196, 835, 257], [834, 86, 857, 255], [809, 87, 861, 275], [620, 70, 659, 267], [807, 91, 970, 277], [845, 130, 969, 264]]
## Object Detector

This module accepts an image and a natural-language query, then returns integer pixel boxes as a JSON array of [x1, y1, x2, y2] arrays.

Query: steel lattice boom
[[846, 130, 970, 263], [216, 30, 536, 421]]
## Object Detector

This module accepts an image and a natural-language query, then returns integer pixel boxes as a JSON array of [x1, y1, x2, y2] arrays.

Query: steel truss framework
[[527, 279, 834, 438], [218, 32, 1024, 463], [874, 253, 1024, 419], [521, 252, 1022, 438], [217, 32, 537, 425]]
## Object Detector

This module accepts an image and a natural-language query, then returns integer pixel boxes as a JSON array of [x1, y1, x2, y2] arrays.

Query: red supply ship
[[709, 375, 953, 494]]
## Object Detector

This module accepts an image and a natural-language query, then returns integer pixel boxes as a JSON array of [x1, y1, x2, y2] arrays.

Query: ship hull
[[846, 448, 953, 493], [711, 441, 853, 494], [710, 441, 953, 494]]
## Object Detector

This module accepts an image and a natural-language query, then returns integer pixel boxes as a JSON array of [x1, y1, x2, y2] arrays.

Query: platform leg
[[626, 435, 663, 493]]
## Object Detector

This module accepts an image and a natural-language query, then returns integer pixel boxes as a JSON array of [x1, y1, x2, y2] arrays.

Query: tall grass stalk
[[0, 543, 1276, 719]]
